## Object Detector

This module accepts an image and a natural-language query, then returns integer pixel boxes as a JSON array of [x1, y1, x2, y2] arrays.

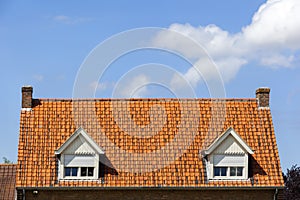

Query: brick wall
[[21, 86, 33, 108], [18, 188, 280, 200], [256, 87, 270, 107]]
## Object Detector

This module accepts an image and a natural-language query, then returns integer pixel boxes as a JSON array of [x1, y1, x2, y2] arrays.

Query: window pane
[[214, 167, 219, 176], [237, 167, 243, 176], [65, 167, 71, 176], [214, 167, 227, 176], [71, 167, 78, 176], [214, 167, 220, 176], [230, 167, 236, 176], [81, 167, 87, 176], [220, 167, 227, 176], [65, 167, 78, 177], [88, 167, 94, 176]]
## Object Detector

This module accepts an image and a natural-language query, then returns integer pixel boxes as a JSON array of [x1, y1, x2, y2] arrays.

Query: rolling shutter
[[213, 155, 245, 167], [64, 155, 95, 167]]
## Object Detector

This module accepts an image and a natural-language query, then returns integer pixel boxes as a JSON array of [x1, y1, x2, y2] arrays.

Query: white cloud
[[53, 15, 70, 22], [214, 57, 247, 82], [242, 0, 300, 50], [114, 74, 149, 98], [89, 81, 113, 91], [53, 15, 92, 25], [33, 74, 44, 82], [56, 74, 65, 81], [260, 54, 294, 68], [153, 0, 300, 89]]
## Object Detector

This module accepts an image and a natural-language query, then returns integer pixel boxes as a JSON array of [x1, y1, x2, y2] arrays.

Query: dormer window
[[62, 154, 97, 179], [230, 167, 243, 176], [55, 127, 105, 180], [81, 167, 94, 177], [214, 167, 227, 177], [65, 167, 78, 177], [203, 127, 254, 180], [64, 166, 94, 177]]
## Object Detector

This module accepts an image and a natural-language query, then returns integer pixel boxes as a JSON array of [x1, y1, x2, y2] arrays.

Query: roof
[[204, 127, 254, 155], [0, 164, 16, 200], [17, 98, 284, 188]]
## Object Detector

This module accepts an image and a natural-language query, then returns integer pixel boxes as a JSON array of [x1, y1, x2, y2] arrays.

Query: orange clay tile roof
[[0, 164, 16, 200], [17, 98, 284, 188]]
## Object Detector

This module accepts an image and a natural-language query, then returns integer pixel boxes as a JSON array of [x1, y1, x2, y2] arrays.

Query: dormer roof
[[55, 127, 105, 155], [204, 127, 254, 155]]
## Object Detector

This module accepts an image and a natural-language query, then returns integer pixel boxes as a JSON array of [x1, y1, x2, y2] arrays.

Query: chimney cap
[[22, 85, 33, 89], [256, 87, 270, 94]]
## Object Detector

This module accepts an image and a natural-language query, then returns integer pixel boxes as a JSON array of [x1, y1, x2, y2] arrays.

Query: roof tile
[[0, 164, 16, 200]]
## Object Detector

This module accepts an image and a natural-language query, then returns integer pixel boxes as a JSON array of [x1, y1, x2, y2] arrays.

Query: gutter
[[16, 186, 285, 191], [22, 188, 25, 200], [273, 188, 278, 200]]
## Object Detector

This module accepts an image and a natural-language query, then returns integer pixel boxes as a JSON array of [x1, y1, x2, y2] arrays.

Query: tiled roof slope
[[17, 98, 284, 188], [0, 164, 16, 200]]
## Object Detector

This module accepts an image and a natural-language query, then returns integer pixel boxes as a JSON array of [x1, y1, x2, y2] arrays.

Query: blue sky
[[1, 0, 300, 172]]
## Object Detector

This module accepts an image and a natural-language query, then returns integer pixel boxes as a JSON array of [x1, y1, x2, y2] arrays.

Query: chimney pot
[[22, 86, 33, 109], [256, 87, 270, 107]]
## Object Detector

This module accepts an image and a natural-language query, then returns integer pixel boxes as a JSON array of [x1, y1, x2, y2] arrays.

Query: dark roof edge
[[35, 98, 257, 102], [16, 186, 284, 191]]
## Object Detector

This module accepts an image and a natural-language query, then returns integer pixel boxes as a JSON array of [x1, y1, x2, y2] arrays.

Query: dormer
[[203, 127, 254, 180], [55, 127, 105, 180]]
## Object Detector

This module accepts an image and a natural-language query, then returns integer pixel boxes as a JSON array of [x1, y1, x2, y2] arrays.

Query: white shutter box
[[213, 154, 245, 167], [64, 155, 95, 167]]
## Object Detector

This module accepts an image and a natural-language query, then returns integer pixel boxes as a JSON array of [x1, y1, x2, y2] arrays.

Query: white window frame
[[64, 167, 79, 177], [207, 154, 249, 180], [64, 166, 95, 178], [58, 154, 100, 180], [213, 166, 245, 179], [229, 166, 243, 177]]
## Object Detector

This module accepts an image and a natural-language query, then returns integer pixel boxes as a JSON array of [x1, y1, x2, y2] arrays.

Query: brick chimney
[[22, 86, 33, 109], [256, 87, 270, 107]]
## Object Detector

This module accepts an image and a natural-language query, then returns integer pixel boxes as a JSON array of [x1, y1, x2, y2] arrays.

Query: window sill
[[208, 177, 249, 181], [59, 177, 99, 181]]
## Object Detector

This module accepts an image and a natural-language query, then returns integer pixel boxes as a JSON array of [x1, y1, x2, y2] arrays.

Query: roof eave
[[16, 186, 285, 191]]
